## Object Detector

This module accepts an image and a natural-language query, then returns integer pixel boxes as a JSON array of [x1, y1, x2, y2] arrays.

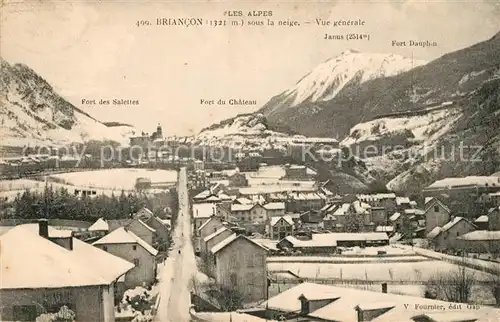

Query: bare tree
[[425, 265, 476, 303], [486, 273, 500, 307]]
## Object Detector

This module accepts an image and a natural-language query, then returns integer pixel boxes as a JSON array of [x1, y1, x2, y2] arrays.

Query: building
[[263, 282, 500, 322], [143, 215, 171, 251], [230, 203, 267, 224], [196, 216, 226, 253], [88, 217, 110, 237], [210, 234, 268, 303], [228, 172, 248, 187], [193, 160, 205, 171], [277, 232, 389, 254], [193, 202, 218, 232], [93, 227, 158, 288], [263, 202, 286, 217], [424, 198, 451, 234], [456, 230, 500, 255], [202, 227, 235, 263], [427, 217, 477, 251], [422, 176, 500, 217], [268, 215, 294, 240], [0, 221, 133, 322]]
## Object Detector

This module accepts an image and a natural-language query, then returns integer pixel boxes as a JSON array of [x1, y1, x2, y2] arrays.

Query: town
[[1, 126, 500, 322]]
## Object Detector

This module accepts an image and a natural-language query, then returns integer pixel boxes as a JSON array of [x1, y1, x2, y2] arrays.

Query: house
[[210, 234, 268, 303], [456, 230, 500, 255], [262, 282, 500, 322], [263, 202, 286, 217], [424, 198, 451, 234], [134, 207, 154, 221], [198, 216, 225, 241], [0, 221, 133, 322], [474, 215, 489, 230], [193, 202, 218, 232], [389, 212, 403, 231], [126, 219, 156, 246], [202, 227, 235, 264], [88, 218, 109, 235], [395, 196, 411, 211], [230, 203, 267, 224], [143, 215, 171, 251], [357, 193, 397, 214], [107, 218, 157, 247], [228, 172, 248, 187], [427, 217, 477, 251], [277, 232, 388, 254], [93, 227, 159, 288], [268, 215, 294, 240]]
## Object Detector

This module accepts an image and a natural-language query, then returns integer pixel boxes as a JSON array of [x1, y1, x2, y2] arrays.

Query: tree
[[425, 265, 476, 303], [344, 213, 363, 233]]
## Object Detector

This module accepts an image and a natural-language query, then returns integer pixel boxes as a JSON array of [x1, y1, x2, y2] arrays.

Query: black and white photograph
[[1, 0, 500, 321]]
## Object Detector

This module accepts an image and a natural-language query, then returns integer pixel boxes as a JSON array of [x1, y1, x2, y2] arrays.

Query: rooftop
[[88, 218, 109, 231], [457, 230, 500, 241], [93, 227, 158, 256], [426, 176, 500, 189], [263, 282, 499, 322], [211, 234, 267, 254], [193, 203, 217, 218], [1, 224, 134, 289], [270, 215, 294, 227]]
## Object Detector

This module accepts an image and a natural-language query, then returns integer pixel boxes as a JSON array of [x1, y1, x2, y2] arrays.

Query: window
[[133, 245, 137, 251], [133, 258, 140, 266], [247, 254, 255, 267], [434, 205, 439, 213]]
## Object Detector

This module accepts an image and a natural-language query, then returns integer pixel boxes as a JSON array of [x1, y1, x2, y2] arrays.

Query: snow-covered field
[[49, 168, 178, 190], [267, 260, 494, 281], [268, 255, 428, 264]]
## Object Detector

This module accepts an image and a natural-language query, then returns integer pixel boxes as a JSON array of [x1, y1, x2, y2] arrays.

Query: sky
[[2, 0, 499, 136]]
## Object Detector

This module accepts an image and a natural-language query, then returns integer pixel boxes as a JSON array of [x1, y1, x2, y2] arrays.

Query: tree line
[[0, 183, 177, 222]]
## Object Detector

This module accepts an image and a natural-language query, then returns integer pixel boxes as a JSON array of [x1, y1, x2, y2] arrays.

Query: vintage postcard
[[1, 0, 500, 321]]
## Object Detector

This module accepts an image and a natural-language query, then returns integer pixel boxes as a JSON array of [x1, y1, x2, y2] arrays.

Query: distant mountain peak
[[280, 51, 427, 107]]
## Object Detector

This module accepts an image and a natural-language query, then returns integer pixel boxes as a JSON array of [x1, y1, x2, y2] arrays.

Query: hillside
[[0, 58, 136, 147], [261, 33, 500, 139]]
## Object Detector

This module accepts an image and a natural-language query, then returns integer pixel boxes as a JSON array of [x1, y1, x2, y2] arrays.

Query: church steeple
[[156, 123, 163, 139]]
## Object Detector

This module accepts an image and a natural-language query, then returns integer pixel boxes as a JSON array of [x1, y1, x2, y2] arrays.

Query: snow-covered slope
[[286, 50, 426, 107], [0, 58, 136, 147], [263, 50, 426, 118]]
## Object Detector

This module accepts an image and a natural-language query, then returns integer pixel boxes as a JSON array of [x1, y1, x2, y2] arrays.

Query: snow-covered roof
[[203, 227, 230, 242], [426, 176, 500, 189], [424, 198, 450, 213], [137, 219, 156, 233], [395, 197, 411, 205], [427, 226, 442, 239], [211, 234, 267, 254], [313, 232, 389, 242], [457, 230, 500, 241], [234, 197, 253, 205], [193, 203, 217, 218], [375, 226, 394, 232], [352, 200, 371, 214], [475, 215, 489, 223], [93, 227, 158, 256], [357, 193, 396, 201], [264, 202, 285, 210], [333, 203, 351, 216], [193, 190, 212, 200], [442, 217, 474, 232], [389, 212, 401, 221], [198, 216, 223, 232], [404, 208, 426, 216], [231, 204, 256, 212], [270, 215, 294, 227], [1, 224, 134, 289], [262, 282, 498, 322]]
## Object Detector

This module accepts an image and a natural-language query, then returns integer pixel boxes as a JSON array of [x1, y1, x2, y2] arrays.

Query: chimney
[[298, 295, 310, 315], [38, 219, 49, 238], [381, 283, 387, 294]]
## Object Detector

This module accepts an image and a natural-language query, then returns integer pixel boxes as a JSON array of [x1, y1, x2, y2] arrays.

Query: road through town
[[155, 167, 197, 322]]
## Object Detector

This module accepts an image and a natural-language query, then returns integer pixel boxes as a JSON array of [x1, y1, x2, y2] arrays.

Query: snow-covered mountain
[[290, 50, 425, 104], [265, 50, 427, 116], [0, 58, 137, 147]]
